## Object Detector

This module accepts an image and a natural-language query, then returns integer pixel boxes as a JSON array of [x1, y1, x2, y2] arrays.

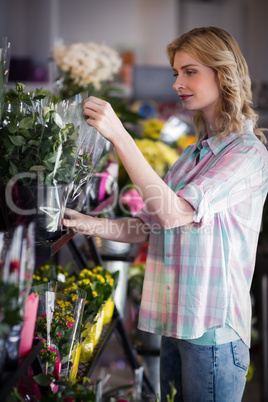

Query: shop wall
[[0, 0, 267, 84]]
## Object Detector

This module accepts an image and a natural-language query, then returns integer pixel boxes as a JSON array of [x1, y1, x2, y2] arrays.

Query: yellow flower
[[106, 276, 114, 286], [176, 134, 196, 150], [143, 118, 165, 141], [96, 274, 105, 284], [92, 266, 102, 274], [134, 138, 178, 178]]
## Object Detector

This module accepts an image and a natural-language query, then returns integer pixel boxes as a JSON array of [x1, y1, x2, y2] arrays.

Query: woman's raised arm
[[83, 96, 194, 229]]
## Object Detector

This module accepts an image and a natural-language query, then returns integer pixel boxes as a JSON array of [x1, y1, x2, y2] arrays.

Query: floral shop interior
[[1, 0, 268, 401]]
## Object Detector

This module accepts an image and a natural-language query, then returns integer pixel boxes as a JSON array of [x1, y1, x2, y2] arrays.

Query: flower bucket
[[102, 298, 115, 326], [33, 282, 86, 380], [80, 309, 104, 363], [94, 236, 131, 255]]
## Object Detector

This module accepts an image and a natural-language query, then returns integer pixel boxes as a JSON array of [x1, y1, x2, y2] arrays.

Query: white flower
[[53, 41, 122, 91]]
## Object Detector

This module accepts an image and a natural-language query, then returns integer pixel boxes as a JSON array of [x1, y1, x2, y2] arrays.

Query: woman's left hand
[[83, 96, 126, 144]]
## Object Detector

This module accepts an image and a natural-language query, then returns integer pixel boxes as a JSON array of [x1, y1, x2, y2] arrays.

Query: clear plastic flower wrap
[[0, 223, 36, 374], [64, 93, 109, 211]]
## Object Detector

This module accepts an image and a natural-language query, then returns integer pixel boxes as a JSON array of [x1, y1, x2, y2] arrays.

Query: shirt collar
[[194, 120, 254, 156]]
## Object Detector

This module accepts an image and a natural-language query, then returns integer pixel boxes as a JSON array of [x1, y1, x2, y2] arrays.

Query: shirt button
[[166, 253, 171, 257], [166, 286, 170, 290]]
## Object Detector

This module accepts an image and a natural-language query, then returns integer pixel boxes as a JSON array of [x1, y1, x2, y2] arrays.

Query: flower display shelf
[[0, 339, 47, 400], [78, 309, 155, 396]]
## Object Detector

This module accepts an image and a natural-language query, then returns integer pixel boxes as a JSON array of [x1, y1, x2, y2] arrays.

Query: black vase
[[3, 182, 69, 241]]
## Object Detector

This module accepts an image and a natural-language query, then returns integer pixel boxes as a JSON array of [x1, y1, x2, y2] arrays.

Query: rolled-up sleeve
[[135, 205, 152, 225], [177, 145, 265, 228]]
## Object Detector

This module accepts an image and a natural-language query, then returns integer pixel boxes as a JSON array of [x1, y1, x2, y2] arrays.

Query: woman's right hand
[[83, 96, 127, 145]]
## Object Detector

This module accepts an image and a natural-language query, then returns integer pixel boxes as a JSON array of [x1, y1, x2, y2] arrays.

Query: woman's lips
[[179, 95, 193, 100]]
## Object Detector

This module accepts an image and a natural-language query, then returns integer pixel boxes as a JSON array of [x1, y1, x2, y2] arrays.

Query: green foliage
[[0, 282, 22, 337], [167, 381, 177, 402], [0, 83, 79, 185], [9, 373, 96, 401]]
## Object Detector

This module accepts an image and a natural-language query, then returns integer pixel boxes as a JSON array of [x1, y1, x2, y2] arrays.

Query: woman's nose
[[173, 77, 184, 91]]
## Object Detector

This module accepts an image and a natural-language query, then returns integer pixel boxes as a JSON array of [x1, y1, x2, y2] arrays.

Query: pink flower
[[10, 260, 20, 272], [52, 355, 61, 380], [57, 333, 62, 337], [18, 366, 42, 400], [120, 189, 145, 216], [67, 321, 74, 328]]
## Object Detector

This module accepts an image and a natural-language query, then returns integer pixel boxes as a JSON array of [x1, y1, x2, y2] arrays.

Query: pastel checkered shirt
[[136, 120, 268, 347]]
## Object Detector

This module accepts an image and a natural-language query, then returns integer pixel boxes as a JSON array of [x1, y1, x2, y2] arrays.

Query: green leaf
[[43, 160, 54, 170], [33, 373, 52, 387], [9, 161, 18, 175], [19, 128, 31, 137], [6, 122, 18, 134], [9, 135, 26, 146], [45, 153, 58, 163], [22, 98, 32, 106], [68, 127, 79, 141], [19, 117, 34, 129], [29, 165, 45, 171], [61, 355, 70, 364], [28, 139, 40, 147]]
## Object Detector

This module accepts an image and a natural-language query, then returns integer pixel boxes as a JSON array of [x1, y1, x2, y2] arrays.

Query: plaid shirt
[[136, 120, 268, 347]]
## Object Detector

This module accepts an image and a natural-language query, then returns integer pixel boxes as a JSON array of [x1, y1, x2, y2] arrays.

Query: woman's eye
[[186, 70, 195, 76], [173, 73, 178, 77]]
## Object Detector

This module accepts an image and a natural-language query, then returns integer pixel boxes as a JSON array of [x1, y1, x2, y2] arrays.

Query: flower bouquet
[[71, 266, 119, 363], [33, 281, 87, 383], [32, 261, 119, 366], [0, 83, 108, 240]]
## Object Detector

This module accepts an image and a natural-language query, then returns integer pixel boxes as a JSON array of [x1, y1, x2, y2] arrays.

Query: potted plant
[[0, 83, 85, 240]]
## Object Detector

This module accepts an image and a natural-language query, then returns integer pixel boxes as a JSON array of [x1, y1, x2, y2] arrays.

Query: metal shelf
[[77, 310, 155, 396]]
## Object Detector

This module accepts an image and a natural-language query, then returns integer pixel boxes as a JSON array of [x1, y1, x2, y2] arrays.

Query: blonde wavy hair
[[167, 26, 266, 143]]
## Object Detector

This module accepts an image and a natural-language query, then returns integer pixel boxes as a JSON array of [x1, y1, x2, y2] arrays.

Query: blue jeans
[[160, 336, 249, 402]]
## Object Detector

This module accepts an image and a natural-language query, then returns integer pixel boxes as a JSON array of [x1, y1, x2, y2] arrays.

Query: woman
[[63, 27, 268, 401]]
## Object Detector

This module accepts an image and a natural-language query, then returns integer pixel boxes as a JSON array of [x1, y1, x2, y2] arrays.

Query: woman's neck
[[204, 116, 218, 138]]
